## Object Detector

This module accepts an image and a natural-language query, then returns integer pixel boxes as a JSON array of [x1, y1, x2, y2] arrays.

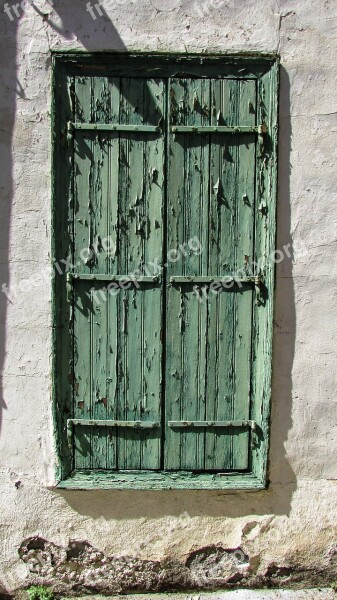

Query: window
[[53, 53, 279, 489]]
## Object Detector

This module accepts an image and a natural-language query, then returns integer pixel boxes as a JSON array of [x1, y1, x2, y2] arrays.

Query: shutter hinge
[[66, 272, 73, 303], [66, 121, 74, 144]]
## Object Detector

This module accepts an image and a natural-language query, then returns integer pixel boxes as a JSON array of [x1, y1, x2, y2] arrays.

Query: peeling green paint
[[52, 53, 278, 489]]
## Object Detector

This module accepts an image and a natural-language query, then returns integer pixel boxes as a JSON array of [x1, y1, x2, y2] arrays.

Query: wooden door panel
[[72, 76, 164, 470], [165, 78, 256, 471]]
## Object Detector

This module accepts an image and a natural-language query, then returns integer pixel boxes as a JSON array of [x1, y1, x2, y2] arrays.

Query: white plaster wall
[[0, 0, 336, 593]]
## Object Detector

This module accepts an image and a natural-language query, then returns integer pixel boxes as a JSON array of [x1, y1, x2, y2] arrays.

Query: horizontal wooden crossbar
[[66, 273, 158, 302], [168, 420, 256, 429], [170, 275, 262, 285], [67, 419, 160, 447], [68, 419, 256, 429], [66, 419, 256, 447], [69, 122, 161, 133], [68, 419, 160, 428], [68, 123, 267, 135], [171, 125, 267, 134], [67, 273, 159, 283]]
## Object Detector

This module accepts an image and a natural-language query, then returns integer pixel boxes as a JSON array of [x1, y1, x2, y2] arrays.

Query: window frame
[[52, 52, 279, 490]]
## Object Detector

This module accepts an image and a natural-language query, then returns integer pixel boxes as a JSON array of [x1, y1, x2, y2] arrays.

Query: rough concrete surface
[[70, 593, 336, 600], [62, 592, 336, 600], [0, 0, 337, 596]]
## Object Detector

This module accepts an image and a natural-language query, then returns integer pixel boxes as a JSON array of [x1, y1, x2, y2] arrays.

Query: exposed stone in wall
[[186, 546, 249, 584], [0, 585, 12, 600], [18, 538, 251, 593], [17, 537, 337, 595]]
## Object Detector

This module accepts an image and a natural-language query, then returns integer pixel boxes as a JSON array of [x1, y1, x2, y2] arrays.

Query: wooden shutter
[[69, 75, 257, 472], [56, 57, 278, 486], [70, 76, 165, 470], [165, 78, 256, 471]]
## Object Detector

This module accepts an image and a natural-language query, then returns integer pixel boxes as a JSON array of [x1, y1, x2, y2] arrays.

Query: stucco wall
[[0, 0, 336, 594]]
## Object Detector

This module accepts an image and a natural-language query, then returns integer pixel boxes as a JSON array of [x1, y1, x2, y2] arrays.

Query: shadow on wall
[[57, 68, 297, 519], [0, 0, 126, 434], [0, 9, 18, 435], [267, 66, 296, 501]]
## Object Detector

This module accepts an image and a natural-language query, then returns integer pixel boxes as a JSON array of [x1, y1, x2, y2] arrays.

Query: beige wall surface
[[0, 0, 336, 594]]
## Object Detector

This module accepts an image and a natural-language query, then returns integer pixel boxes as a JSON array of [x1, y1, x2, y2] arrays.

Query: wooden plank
[[53, 68, 74, 477], [115, 76, 128, 470], [165, 78, 211, 470], [72, 76, 120, 470], [106, 77, 120, 469], [116, 76, 138, 469], [124, 77, 145, 470], [73, 76, 92, 275], [73, 76, 123, 470], [90, 77, 111, 277], [204, 78, 238, 470], [180, 78, 210, 470], [232, 78, 256, 469], [250, 62, 279, 482], [164, 77, 187, 469], [73, 76, 93, 469], [107, 287, 118, 469], [141, 79, 164, 469], [107, 76, 120, 276], [116, 78, 164, 470], [55, 53, 274, 81], [58, 469, 264, 491], [73, 282, 92, 468], [91, 282, 109, 468], [90, 76, 111, 469]]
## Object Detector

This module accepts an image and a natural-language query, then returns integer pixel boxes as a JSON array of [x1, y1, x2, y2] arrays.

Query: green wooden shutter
[[54, 55, 278, 487], [70, 75, 260, 472], [71, 76, 165, 470], [165, 77, 256, 471]]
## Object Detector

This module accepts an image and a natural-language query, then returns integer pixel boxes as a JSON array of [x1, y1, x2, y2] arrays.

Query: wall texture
[[0, 0, 336, 594]]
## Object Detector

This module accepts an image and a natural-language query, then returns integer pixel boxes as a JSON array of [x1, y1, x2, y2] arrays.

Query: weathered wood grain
[[53, 54, 278, 488]]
